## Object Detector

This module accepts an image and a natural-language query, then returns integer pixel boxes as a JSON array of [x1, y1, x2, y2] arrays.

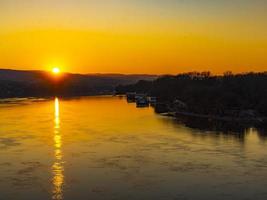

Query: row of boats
[[126, 92, 157, 107]]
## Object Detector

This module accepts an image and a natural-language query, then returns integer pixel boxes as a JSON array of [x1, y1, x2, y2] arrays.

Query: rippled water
[[0, 96, 267, 200]]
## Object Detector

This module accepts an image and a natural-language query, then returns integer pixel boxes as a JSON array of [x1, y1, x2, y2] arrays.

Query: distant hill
[[0, 69, 157, 98]]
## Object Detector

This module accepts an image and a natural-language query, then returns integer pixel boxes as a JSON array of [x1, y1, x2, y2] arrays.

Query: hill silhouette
[[0, 69, 157, 98]]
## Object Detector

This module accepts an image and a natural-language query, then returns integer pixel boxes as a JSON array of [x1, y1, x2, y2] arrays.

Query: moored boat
[[126, 92, 136, 102], [148, 96, 157, 106], [136, 94, 149, 107]]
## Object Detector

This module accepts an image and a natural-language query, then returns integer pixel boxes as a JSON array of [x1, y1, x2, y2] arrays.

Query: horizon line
[[0, 67, 266, 76]]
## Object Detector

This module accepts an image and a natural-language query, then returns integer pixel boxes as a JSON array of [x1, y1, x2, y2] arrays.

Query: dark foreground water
[[0, 96, 267, 200]]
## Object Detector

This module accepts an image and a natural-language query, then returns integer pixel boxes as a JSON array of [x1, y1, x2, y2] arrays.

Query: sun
[[52, 67, 60, 74]]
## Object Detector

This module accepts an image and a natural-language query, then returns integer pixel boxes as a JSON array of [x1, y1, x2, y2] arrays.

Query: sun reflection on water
[[52, 97, 64, 200]]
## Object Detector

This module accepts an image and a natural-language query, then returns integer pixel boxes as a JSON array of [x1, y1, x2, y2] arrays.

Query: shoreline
[[160, 110, 267, 127]]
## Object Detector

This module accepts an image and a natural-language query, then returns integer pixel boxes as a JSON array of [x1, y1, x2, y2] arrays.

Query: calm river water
[[0, 96, 267, 200]]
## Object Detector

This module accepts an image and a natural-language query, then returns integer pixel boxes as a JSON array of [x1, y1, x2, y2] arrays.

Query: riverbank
[[154, 101, 267, 129], [116, 72, 267, 128], [163, 110, 266, 124]]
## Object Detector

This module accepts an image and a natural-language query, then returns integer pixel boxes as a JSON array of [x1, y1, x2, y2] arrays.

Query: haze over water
[[0, 96, 267, 200]]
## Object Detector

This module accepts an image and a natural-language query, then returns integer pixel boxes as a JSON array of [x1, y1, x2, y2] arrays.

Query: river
[[0, 96, 267, 200]]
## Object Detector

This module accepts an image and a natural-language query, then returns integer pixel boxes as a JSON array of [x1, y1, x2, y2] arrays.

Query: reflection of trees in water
[[158, 115, 267, 143], [256, 129, 267, 141], [180, 116, 247, 133]]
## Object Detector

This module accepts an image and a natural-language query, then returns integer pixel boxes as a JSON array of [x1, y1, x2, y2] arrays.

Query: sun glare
[[52, 67, 60, 74]]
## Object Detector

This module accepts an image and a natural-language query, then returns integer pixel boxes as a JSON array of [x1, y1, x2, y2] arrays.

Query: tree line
[[116, 72, 267, 116]]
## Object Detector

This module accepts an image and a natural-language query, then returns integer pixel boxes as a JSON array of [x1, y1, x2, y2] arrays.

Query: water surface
[[0, 96, 267, 200]]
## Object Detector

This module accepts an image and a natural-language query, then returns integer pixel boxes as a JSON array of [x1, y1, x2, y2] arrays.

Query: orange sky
[[0, 0, 267, 74]]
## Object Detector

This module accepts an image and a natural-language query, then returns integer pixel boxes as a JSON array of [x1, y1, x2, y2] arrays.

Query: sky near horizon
[[0, 0, 267, 74]]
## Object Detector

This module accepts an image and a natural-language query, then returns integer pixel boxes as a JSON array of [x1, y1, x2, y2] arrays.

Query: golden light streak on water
[[1, 97, 267, 199], [52, 97, 64, 200]]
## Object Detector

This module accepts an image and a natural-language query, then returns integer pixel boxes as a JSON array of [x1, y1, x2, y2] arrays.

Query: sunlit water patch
[[0, 96, 267, 200]]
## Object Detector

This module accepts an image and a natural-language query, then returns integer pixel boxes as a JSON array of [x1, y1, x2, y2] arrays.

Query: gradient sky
[[0, 0, 267, 74]]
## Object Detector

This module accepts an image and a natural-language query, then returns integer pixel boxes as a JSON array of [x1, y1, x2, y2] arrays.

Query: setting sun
[[52, 67, 60, 74], [1, 1, 267, 200]]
